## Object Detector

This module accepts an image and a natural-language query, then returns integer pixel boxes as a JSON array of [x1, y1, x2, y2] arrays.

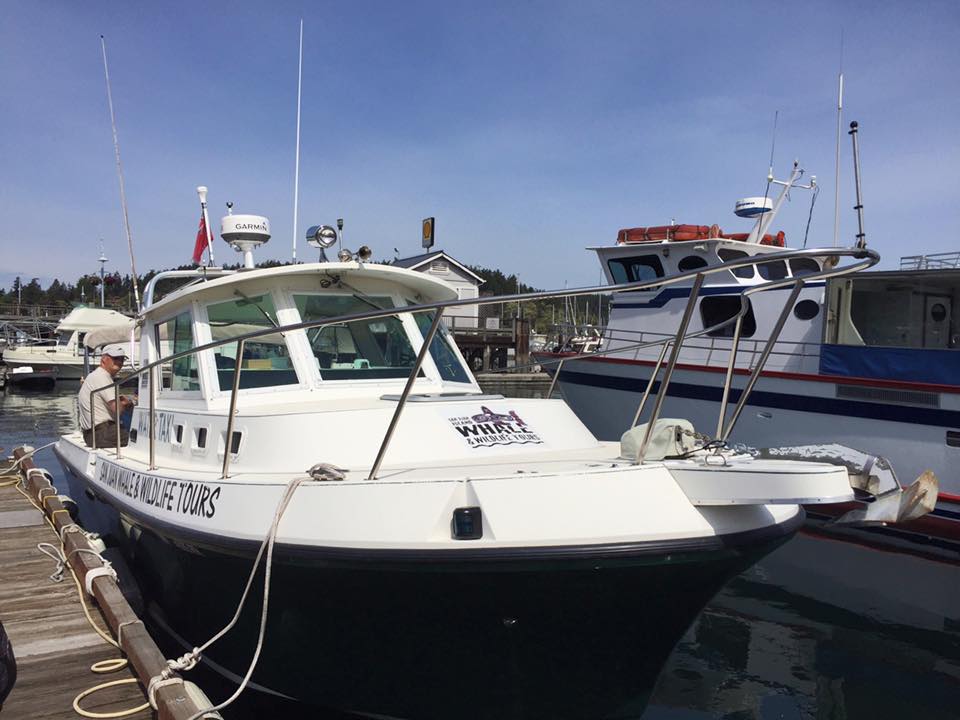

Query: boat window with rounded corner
[[757, 259, 788, 281], [678, 255, 709, 272], [155, 311, 199, 392], [294, 294, 426, 381], [717, 249, 755, 279], [607, 255, 664, 287], [700, 296, 756, 338], [789, 257, 821, 277], [207, 293, 297, 391], [413, 312, 472, 383]]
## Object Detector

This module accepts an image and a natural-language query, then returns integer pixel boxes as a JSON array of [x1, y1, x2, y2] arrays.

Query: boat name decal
[[136, 410, 175, 444], [446, 406, 544, 448], [96, 461, 221, 519]]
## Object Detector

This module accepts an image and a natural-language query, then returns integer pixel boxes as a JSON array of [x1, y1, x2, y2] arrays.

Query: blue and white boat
[[543, 164, 960, 583]]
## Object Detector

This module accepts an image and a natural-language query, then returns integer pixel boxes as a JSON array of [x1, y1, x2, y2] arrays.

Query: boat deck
[[0, 459, 152, 719]]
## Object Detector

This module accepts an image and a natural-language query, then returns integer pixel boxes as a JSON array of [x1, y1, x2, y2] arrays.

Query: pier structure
[[0, 449, 214, 719]]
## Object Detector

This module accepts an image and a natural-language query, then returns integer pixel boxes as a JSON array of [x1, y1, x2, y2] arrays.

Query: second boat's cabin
[[138, 263, 479, 408]]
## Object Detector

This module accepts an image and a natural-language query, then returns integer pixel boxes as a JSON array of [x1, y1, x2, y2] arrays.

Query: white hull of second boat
[[2, 351, 86, 379]]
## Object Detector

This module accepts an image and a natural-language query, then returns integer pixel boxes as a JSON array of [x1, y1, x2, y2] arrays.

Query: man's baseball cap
[[102, 344, 128, 359]]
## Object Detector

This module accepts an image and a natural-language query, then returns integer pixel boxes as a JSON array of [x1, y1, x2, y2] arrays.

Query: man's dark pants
[[82, 421, 129, 448]]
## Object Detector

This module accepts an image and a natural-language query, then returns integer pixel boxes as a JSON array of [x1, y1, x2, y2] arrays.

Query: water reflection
[[2, 386, 958, 719]]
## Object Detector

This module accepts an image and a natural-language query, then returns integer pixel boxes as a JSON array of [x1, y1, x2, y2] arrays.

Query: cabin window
[[294, 294, 426, 380], [415, 312, 472, 383], [700, 296, 756, 337], [57, 331, 74, 345], [678, 255, 708, 272], [789, 258, 820, 276], [207, 294, 297, 391], [156, 311, 199, 391], [607, 255, 664, 285], [793, 300, 820, 321], [757, 259, 788, 281], [717, 249, 755, 279]]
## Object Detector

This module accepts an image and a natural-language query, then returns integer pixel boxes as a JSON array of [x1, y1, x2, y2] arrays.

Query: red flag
[[192, 211, 209, 264]]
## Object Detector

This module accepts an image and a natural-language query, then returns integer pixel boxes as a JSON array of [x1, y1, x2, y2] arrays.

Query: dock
[[0, 451, 213, 720]]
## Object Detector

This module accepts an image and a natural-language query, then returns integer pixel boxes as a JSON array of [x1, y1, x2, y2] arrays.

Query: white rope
[[145, 476, 312, 720], [7, 442, 58, 471]]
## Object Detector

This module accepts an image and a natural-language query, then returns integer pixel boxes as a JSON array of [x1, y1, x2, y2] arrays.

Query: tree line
[[1, 261, 609, 332]]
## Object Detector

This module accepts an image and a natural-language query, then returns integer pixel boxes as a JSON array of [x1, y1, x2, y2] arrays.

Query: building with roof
[[392, 251, 484, 329]]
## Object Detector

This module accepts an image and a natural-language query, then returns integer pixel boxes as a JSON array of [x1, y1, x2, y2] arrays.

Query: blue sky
[[1, 1, 958, 293]]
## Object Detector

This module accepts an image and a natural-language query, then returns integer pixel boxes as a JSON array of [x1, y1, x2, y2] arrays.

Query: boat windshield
[[294, 294, 425, 380], [207, 293, 297, 390]]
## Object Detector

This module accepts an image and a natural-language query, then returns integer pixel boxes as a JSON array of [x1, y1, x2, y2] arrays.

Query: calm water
[[2, 384, 958, 719]]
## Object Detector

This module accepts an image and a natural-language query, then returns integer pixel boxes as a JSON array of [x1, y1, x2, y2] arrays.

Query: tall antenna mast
[[291, 18, 304, 263], [833, 31, 844, 247], [100, 35, 141, 312]]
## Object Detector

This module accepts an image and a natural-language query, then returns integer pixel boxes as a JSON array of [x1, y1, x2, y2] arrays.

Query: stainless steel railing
[[88, 246, 878, 477]]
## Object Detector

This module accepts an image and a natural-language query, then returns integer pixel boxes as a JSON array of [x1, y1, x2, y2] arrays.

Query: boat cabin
[[138, 262, 477, 407]]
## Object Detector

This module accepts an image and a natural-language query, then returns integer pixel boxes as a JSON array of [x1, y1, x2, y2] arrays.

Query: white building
[[392, 251, 484, 329]]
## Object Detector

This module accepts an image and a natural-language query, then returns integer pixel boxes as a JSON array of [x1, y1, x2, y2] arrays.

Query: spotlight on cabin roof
[[306, 225, 338, 249], [221, 208, 270, 269]]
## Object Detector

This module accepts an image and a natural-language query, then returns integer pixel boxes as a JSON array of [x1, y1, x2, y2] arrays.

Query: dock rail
[[88, 246, 879, 479]]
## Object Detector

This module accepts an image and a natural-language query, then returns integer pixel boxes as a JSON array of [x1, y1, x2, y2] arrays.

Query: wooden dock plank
[[0, 478, 154, 719]]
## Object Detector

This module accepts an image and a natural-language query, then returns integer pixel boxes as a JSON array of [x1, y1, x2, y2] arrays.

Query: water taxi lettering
[[447, 406, 544, 448], [97, 462, 220, 519], [135, 411, 175, 443]]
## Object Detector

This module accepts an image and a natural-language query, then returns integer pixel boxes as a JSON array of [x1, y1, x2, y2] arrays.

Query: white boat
[[53, 211, 904, 718], [544, 163, 960, 570], [1, 306, 135, 380]]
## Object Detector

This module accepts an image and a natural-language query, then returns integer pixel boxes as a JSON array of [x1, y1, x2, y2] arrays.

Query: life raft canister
[[616, 224, 784, 246]]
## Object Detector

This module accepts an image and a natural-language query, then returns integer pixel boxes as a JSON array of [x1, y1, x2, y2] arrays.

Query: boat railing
[[89, 246, 878, 478], [900, 252, 960, 270], [596, 327, 823, 368]]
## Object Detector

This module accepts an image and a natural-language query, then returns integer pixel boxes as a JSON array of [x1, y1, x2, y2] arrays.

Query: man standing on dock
[[78, 344, 133, 448]]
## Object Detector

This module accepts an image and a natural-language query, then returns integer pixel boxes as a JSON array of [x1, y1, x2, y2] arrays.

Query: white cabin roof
[[145, 261, 459, 317]]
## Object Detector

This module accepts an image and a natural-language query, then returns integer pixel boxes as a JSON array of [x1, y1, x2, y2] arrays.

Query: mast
[[291, 19, 304, 262], [100, 35, 141, 312]]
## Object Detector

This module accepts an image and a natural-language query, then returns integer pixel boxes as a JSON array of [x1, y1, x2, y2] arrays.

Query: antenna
[[291, 18, 304, 263], [833, 30, 844, 247], [849, 121, 867, 249], [100, 35, 141, 313]]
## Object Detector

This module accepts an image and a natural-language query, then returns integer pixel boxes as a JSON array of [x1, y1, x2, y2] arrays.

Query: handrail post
[[630, 340, 671, 429], [149, 365, 156, 470], [637, 273, 704, 463], [114, 383, 122, 458], [367, 311, 443, 481], [546, 357, 566, 399], [221, 338, 245, 479], [90, 389, 97, 451], [716, 306, 746, 439], [721, 281, 803, 441]]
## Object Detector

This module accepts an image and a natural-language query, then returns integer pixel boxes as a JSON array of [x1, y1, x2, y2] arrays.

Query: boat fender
[[620, 419, 697, 461]]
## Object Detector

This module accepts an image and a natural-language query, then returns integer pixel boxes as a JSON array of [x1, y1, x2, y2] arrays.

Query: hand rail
[[85, 246, 878, 478]]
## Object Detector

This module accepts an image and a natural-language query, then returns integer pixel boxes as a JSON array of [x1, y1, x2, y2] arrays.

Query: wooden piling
[[6, 447, 213, 720]]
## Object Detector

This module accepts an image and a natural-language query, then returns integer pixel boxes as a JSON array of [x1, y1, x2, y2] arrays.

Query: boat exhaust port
[[754, 444, 939, 526], [452, 506, 483, 540]]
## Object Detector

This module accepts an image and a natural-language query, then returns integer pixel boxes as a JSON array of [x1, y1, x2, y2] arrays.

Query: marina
[[3, 3, 960, 718]]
